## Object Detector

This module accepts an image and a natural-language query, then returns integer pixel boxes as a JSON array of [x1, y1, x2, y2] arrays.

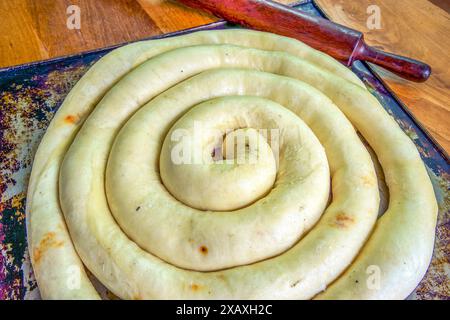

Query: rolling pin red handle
[[177, 0, 431, 82], [351, 40, 431, 82]]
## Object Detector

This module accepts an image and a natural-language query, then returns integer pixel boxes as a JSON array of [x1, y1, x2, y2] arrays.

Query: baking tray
[[0, 0, 448, 300]]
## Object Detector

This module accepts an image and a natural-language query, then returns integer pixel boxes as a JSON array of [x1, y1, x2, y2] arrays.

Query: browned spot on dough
[[64, 114, 78, 124], [199, 245, 208, 255], [332, 213, 355, 229], [33, 232, 64, 264], [190, 283, 201, 291], [133, 294, 142, 300]]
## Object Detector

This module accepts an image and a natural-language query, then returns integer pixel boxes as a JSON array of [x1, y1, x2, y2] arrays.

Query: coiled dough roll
[[26, 30, 437, 300]]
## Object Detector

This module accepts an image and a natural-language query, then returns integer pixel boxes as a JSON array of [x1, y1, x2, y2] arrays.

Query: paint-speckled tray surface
[[0, 0, 448, 300]]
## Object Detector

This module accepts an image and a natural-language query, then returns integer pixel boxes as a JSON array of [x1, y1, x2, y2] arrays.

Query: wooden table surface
[[1, 0, 449, 154]]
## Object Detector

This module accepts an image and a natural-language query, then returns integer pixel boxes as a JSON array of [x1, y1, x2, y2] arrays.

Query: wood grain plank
[[0, 0, 162, 68], [316, 0, 450, 152], [137, 0, 216, 33], [0, 0, 49, 67]]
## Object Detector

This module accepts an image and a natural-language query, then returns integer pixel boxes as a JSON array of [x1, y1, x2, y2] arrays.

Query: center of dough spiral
[[106, 96, 330, 270], [159, 105, 278, 211]]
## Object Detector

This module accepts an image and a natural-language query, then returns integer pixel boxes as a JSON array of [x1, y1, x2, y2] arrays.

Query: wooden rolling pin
[[178, 0, 431, 82]]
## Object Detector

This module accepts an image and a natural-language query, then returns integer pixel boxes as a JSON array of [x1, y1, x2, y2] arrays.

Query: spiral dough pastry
[[26, 30, 437, 299]]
